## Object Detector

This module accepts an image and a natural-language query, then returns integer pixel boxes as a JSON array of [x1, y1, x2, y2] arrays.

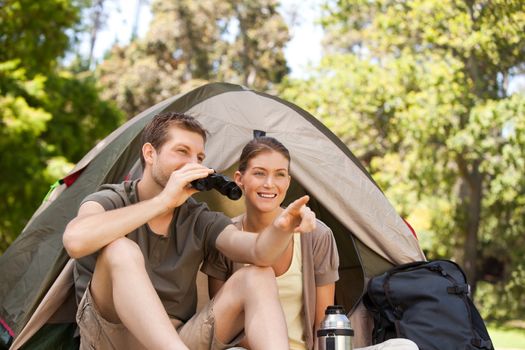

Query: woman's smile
[[257, 192, 277, 199]]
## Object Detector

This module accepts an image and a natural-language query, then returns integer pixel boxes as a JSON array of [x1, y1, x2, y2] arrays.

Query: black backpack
[[363, 260, 494, 350]]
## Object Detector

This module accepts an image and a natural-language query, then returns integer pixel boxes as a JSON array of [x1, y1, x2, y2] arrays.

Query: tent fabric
[[184, 91, 422, 263], [0, 95, 177, 340], [10, 260, 75, 350], [0, 82, 425, 349]]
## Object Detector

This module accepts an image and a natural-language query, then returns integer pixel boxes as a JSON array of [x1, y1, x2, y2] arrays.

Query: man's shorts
[[76, 285, 241, 350]]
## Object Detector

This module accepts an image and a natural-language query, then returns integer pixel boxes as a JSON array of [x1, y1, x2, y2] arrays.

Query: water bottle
[[317, 305, 353, 350]]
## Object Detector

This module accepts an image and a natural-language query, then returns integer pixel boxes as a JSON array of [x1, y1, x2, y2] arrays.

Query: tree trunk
[[232, 2, 254, 86], [457, 157, 483, 294], [131, 0, 144, 40], [175, 4, 210, 80], [88, 0, 105, 69]]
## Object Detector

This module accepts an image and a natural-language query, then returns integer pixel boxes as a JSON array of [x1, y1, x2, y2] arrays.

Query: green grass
[[488, 326, 525, 349]]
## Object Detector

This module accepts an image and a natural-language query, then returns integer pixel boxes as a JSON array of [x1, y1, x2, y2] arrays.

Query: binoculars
[[191, 172, 242, 200]]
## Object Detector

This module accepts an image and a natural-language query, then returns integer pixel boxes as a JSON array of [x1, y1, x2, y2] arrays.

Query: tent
[[0, 82, 425, 349]]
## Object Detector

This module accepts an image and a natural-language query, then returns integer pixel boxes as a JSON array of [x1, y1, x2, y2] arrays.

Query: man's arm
[[63, 163, 213, 259], [62, 197, 170, 259], [215, 195, 316, 266]]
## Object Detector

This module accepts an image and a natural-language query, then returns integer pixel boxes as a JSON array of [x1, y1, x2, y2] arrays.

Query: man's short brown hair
[[140, 112, 208, 168]]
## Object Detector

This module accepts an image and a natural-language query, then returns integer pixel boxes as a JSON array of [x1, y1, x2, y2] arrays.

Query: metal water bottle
[[317, 305, 353, 350]]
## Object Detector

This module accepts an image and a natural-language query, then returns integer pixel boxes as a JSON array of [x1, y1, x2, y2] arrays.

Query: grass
[[488, 326, 525, 349]]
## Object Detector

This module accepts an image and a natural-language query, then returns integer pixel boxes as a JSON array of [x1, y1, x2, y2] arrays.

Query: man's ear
[[142, 143, 155, 165]]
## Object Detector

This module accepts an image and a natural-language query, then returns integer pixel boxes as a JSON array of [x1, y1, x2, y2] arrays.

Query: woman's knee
[[236, 266, 277, 291]]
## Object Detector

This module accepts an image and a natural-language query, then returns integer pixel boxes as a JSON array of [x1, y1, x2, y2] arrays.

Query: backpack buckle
[[393, 305, 404, 319], [429, 264, 447, 276], [447, 284, 469, 295]]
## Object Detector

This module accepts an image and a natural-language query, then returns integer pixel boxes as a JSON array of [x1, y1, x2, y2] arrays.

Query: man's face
[[149, 126, 206, 187]]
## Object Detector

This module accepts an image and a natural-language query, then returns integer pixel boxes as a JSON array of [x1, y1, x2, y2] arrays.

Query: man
[[63, 112, 316, 350]]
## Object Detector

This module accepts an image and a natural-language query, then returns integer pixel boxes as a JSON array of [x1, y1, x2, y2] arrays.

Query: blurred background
[[1, 0, 524, 347]]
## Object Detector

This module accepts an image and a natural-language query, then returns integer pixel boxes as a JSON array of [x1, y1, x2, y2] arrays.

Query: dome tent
[[0, 82, 425, 349]]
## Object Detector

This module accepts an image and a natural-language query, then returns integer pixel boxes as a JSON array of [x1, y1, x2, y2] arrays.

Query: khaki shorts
[[76, 285, 241, 350]]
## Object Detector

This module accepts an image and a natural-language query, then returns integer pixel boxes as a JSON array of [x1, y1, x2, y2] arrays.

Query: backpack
[[362, 260, 494, 350]]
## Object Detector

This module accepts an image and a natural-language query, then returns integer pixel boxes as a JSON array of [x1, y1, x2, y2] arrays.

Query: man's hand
[[157, 163, 214, 210], [273, 195, 316, 233]]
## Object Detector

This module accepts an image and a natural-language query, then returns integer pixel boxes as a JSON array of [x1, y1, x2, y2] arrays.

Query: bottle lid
[[320, 305, 352, 330], [325, 305, 346, 315]]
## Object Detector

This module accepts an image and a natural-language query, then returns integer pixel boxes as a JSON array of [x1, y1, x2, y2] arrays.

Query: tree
[[96, 0, 290, 117], [0, 61, 53, 252], [86, 0, 108, 69], [0, 0, 84, 74], [0, 0, 124, 253], [281, 0, 525, 321]]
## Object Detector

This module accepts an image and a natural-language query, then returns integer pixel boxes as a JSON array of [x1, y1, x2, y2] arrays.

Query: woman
[[204, 136, 340, 350]]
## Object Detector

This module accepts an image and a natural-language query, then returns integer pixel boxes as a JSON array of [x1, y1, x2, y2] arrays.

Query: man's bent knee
[[97, 238, 144, 270], [90, 238, 146, 322]]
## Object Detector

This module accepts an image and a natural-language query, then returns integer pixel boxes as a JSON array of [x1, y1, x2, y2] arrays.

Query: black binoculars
[[191, 172, 242, 200]]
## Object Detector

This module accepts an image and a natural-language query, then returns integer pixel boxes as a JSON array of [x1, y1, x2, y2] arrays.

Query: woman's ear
[[234, 170, 243, 189], [285, 174, 291, 191]]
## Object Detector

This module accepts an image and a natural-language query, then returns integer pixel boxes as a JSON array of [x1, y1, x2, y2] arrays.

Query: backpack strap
[[363, 288, 398, 343], [383, 271, 405, 320], [467, 297, 495, 350], [471, 338, 493, 349]]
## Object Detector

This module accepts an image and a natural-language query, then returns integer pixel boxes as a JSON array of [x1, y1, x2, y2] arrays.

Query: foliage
[[282, 0, 525, 321], [96, 0, 290, 117], [43, 71, 123, 162], [0, 60, 123, 253], [0, 0, 86, 73], [0, 61, 52, 251], [0, 0, 124, 253]]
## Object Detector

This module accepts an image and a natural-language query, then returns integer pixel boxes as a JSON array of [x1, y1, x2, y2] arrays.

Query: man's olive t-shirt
[[73, 179, 232, 322]]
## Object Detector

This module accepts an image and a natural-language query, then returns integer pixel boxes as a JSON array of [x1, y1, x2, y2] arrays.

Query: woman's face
[[235, 150, 291, 214]]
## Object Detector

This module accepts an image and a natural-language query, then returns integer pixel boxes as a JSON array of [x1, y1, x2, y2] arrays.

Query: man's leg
[[90, 237, 187, 350], [211, 265, 288, 350]]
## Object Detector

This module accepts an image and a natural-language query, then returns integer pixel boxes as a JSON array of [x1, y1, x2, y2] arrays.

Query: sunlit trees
[[282, 0, 525, 320], [0, 0, 123, 252], [97, 0, 290, 117]]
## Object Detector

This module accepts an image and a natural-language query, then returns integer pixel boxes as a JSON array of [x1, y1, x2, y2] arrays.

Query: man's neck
[[136, 175, 162, 202], [137, 176, 175, 234]]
